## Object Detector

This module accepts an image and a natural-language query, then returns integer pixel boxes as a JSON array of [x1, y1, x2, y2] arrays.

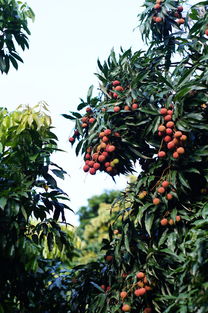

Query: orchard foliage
[[0, 103, 74, 312], [75, 191, 120, 264], [65, 0, 208, 312], [0, 0, 34, 73]]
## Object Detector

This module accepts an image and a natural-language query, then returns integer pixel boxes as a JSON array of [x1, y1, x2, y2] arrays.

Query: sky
[[0, 0, 197, 225], [0, 0, 144, 225]]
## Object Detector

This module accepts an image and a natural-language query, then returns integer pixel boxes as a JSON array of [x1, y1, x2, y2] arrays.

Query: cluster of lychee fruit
[[138, 190, 148, 200], [152, 180, 174, 205], [80, 107, 96, 129], [120, 271, 152, 312], [205, 28, 208, 36], [152, 1, 185, 25], [68, 129, 79, 143], [100, 284, 111, 292], [152, 0, 164, 23], [83, 129, 120, 176], [160, 215, 181, 226], [108, 80, 125, 100], [113, 99, 139, 113], [157, 107, 187, 160], [108, 80, 139, 111], [172, 4, 185, 25], [105, 79, 140, 113]]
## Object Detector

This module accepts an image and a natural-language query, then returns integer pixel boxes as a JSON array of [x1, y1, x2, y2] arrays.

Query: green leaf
[[145, 212, 154, 236], [75, 140, 83, 156], [0, 197, 7, 209], [156, 72, 173, 89], [137, 203, 153, 225], [52, 169, 65, 179], [90, 282, 105, 293], [9, 55, 18, 70], [62, 114, 76, 120], [124, 223, 132, 255], [177, 66, 196, 87], [128, 145, 152, 160], [87, 85, 94, 103], [21, 206, 28, 221], [139, 108, 159, 115], [184, 168, 200, 174], [178, 173, 191, 190], [77, 101, 87, 111], [0, 304, 4, 313], [70, 112, 82, 119]]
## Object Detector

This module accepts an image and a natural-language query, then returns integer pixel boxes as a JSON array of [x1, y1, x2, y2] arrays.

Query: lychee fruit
[[112, 80, 120, 86], [132, 103, 138, 110], [153, 198, 160, 205], [83, 165, 89, 172], [158, 151, 166, 158], [160, 218, 168, 226], [89, 168, 96, 175], [114, 106, 120, 112]]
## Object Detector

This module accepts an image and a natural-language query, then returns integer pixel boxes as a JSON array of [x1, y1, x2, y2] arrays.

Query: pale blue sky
[[0, 0, 197, 225]]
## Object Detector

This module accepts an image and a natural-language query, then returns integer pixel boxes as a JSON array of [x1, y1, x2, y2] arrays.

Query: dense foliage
[[75, 191, 120, 264], [0, 0, 34, 73], [65, 1, 208, 312], [0, 103, 75, 312]]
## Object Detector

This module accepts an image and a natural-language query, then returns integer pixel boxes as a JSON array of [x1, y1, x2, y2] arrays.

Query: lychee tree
[[65, 0, 208, 312]]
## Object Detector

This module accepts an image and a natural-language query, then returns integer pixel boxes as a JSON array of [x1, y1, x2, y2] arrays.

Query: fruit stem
[[150, 166, 170, 191]]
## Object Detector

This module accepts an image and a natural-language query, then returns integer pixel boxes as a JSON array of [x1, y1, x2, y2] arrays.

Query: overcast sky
[[0, 0, 197, 225]]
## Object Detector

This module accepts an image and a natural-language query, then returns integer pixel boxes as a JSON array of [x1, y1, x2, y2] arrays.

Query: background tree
[[0, 103, 74, 312], [0, 0, 34, 73], [75, 190, 120, 264]]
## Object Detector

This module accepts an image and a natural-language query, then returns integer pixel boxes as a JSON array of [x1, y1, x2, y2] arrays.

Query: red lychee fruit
[[166, 193, 173, 200], [69, 137, 75, 143], [89, 117, 95, 124], [132, 103, 138, 110], [158, 187, 165, 194], [93, 163, 100, 170], [177, 147, 185, 154], [164, 135, 172, 143], [88, 160, 95, 167], [136, 272, 145, 279], [153, 198, 160, 205], [83, 165, 89, 172], [122, 304, 131, 312], [173, 151, 179, 159], [115, 85, 124, 92], [164, 114, 172, 122], [158, 151, 166, 158], [174, 131, 182, 138], [104, 129, 111, 136], [134, 288, 146, 296], [162, 181, 169, 188], [98, 155, 106, 162], [166, 128, 173, 135], [167, 141, 175, 150], [114, 106, 120, 112], [160, 108, 167, 115], [120, 291, 127, 299], [112, 80, 121, 86], [177, 6, 183, 12], [160, 218, 168, 226], [166, 121, 174, 128], [158, 125, 166, 132], [89, 168, 96, 175]]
